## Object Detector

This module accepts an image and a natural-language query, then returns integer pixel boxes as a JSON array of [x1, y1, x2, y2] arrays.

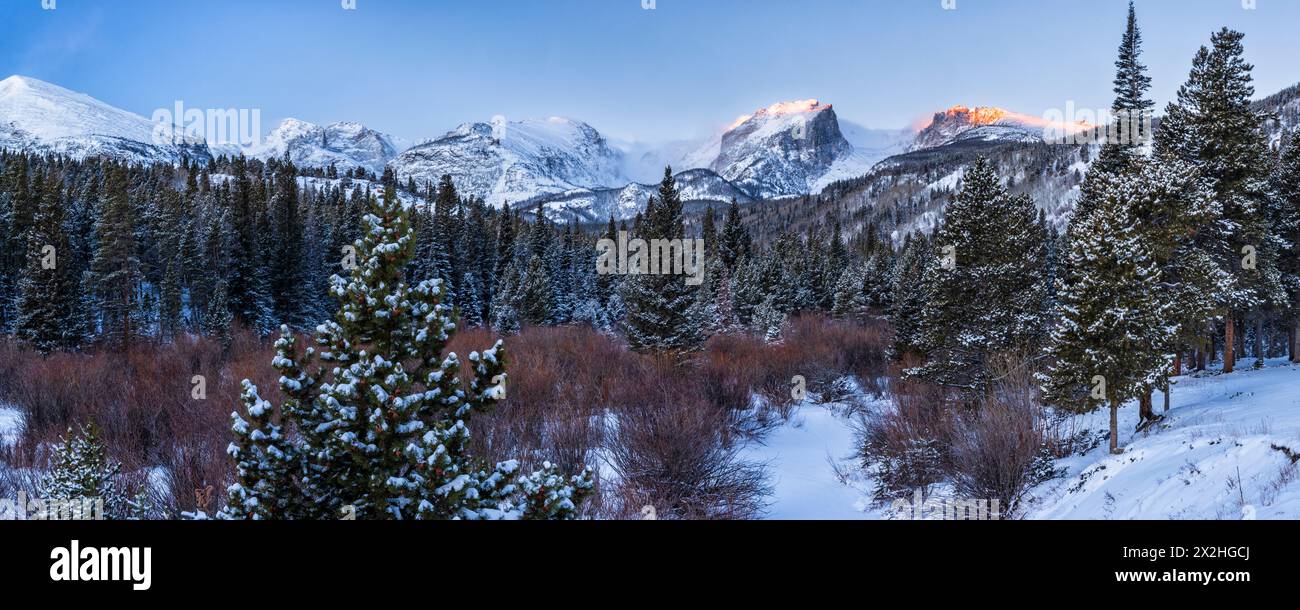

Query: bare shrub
[[604, 387, 770, 520], [860, 360, 950, 502]]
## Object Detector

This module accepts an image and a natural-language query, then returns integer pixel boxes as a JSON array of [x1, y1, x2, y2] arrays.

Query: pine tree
[[517, 254, 553, 326], [719, 198, 749, 270], [0, 155, 34, 331], [159, 254, 184, 340], [15, 172, 84, 354], [220, 187, 591, 519], [1042, 171, 1172, 454], [203, 279, 235, 349], [41, 423, 129, 519], [910, 158, 1049, 399], [752, 295, 787, 344], [1274, 133, 1300, 362], [222, 378, 298, 520], [89, 163, 141, 351], [831, 263, 868, 320], [227, 156, 272, 331], [621, 168, 706, 354], [889, 233, 930, 360], [267, 154, 307, 327], [1093, 0, 1154, 176], [1154, 28, 1276, 373]]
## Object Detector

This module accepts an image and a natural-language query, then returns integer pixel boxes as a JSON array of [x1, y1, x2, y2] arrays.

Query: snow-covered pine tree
[[831, 263, 868, 321], [223, 186, 591, 519], [752, 294, 787, 344], [1123, 157, 1227, 416], [719, 198, 750, 270], [227, 156, 272, 331], [42, 423, 129, 519], [15, 171, 85, 354], [203, 279, 235, 350], [1154, 28, 1276, 373], [1274, 133, 1300, 362], [909, 158, 1049, 400], [1092, 0, 1155, 177], [221, 377, 298, 519], [594, 214, 619, 315], [517, 254, 554, 326], [0, 155, 34, 332], [267, 154, 308, 327], [158, 254, 184, 340], [622, 168, 706, 354], [1042, 170, 1173, 454], [888, 232, 929, 361], [89, 163, 142, 351]]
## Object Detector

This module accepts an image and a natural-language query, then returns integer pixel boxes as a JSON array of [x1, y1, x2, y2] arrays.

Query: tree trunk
[[1172, 353, 1182, 377], [1139, 390, 1154, 423], [1255, 317, 1265, 366], [1292, 319, 1299, 364], [1224, 317, 1236, 373], [1109, 399, 1122, 455], [1164, 384, 1171, 412]]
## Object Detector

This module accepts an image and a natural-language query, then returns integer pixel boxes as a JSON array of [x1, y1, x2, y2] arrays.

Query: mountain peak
[[910, 104, 1095, 152], [728, 99, 830, 130]]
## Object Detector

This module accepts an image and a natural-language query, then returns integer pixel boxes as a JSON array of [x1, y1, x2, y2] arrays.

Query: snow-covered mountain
[[530, 168, 754, 223], [0, 75, 210, 164], [238, 118, 403, 174], [388, 117, 628, 207], [909, 105, 1093, 152], [684, 100, 855, 199]]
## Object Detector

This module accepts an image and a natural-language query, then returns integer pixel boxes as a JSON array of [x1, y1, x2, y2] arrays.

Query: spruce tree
[[42, 423, 129, 519], [719, 198, 749, 270], [516, 254, 553, 326], [221, 187, 591, 519], [1274, 133, 1300, 362], [0, 155, 34, 331], [831, 263, 868, 320], [89, 163, 141, 351], [1093, 0, 1154, 176], [15, 172, 84, 354], [621, 168, 706, 354], [1154, 28, 1276, 373], [1042, 171, 1172, 454], [267, 154, 307, 327], [910, 158, 1049, 399], [203, 279, 235, 350], [889, 233, 930, 361]]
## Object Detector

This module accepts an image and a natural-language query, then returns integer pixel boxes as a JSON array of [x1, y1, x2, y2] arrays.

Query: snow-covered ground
[[1025, 358, 1300, 520], [751, 360, 1300, 520], [742, 394, 877, 520], [0, 405, 21, 449]]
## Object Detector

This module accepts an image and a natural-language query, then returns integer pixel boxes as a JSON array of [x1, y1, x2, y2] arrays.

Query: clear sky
[[2, 0, 1297, 143]]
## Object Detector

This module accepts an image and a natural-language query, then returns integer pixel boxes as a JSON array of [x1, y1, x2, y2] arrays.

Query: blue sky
[[2, 0, 1297, 142]]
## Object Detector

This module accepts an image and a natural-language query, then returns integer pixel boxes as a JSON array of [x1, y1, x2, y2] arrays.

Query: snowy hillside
[[1026, 360, 1300, 520], [748, 361, 1300, 520], [388, 117, 628, 207], [239, 118, 403, 174], [0, 75, 210, 164]]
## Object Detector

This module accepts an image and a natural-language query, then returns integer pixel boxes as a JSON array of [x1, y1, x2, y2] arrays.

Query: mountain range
[[4, 74, 1295, 228]]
